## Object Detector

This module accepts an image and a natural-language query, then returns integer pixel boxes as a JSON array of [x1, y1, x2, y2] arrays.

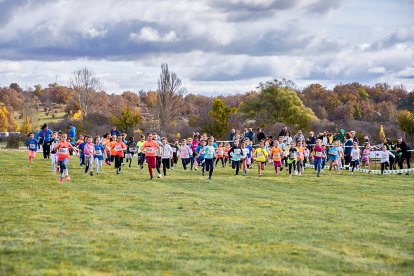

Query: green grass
[[17, 110, 67, 126], [0, 151, 413, 275]]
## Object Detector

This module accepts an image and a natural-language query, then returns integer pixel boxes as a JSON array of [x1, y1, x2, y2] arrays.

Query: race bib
[[330, 151, 337, 156], [95, 150, 102, 156], [129, 146, 135, 152], [273, 154, 280, 159], [208, 149, 214, 155], [217, 150, 223, 155], [234, 149, 241, 155], [290, 152, 297, 158], [315, 151, 323, 157], [59, 148, 68, 155], [29, 144, 36, 149], [257, 152, 263, 157], [88, 146, 94, 153], [115, 145, 122, 152], [147, 147, 154, 153]]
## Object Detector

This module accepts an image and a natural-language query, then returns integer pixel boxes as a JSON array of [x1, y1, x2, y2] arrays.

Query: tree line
[[0, 65, 413, 144]]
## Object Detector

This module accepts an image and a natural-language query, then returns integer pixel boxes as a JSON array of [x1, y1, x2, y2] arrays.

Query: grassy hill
[[0, 151, 413, 274]]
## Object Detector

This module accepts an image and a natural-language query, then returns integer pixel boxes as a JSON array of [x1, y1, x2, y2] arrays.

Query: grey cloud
[[306, 0, 345, 14], [0, 0, 28, 26]]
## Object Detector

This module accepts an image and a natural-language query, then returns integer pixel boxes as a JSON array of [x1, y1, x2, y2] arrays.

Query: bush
[[6, 134, 21, 149]]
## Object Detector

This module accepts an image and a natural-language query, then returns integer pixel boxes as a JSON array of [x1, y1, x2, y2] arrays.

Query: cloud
[[130, 27, 178, 43]]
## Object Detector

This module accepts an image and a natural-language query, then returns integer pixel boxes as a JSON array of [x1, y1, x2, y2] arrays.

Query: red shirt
[[55, 141, 72, 161], [142, 141, 159, 157], [113, 142, 127, 157]]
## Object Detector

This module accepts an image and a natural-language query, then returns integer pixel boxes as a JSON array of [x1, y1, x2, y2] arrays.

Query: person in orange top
[[102, 133, 111, 165], [224, 143, 231, 167], [270, 141, 284, 175], [75, 134, 84, 147], [54, 132, 78, 184], [295, 140, 305, 176], [113, 134, 127, 175], [141, 133, 160, 180], [215, 142, 225, 167], [108, 135, 117, 165]]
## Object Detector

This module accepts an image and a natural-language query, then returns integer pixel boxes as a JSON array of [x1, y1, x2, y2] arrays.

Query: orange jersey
[[55, 141, 73, 161], [76, 138, 84, 146], [142, 141, 159, 157], [296, 146, 305, 161], [112, 142, 126, 157], [224, 148, 230, 158], [216, 147, 224, 158], [109, 141, 117, 156], [270, 147, 283, 161]]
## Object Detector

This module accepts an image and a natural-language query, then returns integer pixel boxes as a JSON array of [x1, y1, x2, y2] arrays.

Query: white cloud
[[130, 27, 178, 43], [368, 67, 387, 74], [0, 61, 23, 74]]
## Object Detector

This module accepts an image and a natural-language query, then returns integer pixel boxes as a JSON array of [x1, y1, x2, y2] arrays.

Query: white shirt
[[351, 148, 360, 161], [161, 144, 173, 159], [380, 150, 395, 163]]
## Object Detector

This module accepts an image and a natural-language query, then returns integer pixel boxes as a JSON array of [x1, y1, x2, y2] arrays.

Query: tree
[[156, 64, 186, 133], [0, 105, 18, 132], [110, 106, 142, 136], [20, 116, 32, 135], [206, 99, 237, 139], [379, 125, 385, 141], [70, 67, 100, 118], [241, 82, 317, 129], [396, 110, 414, 144]]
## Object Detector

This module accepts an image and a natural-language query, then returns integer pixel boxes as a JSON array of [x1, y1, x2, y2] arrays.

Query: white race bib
[[59, 148, 68, 155], [95, 150, 102, 156], [147, 147, 154, 153], [115, 145, 122, 152], [217, 150, 223, 155], [29, 144, 36, 149], [273, 153, 280, 159], [315, 151, 322, 157], [234, 149, 241, 155]]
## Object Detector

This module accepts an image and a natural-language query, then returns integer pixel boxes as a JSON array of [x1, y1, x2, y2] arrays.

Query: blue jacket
[[68, 126, 76, 139], [344, 139, 353, 155], [34, 129, 53, 143]]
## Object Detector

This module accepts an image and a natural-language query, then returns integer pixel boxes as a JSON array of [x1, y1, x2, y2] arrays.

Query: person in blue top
[[34, 123, 53, 159], [110, 126, 121, 136], [201, 138, 216, 180], [94, 137, 105, 174], [78, 138, 87, 166], [228, 139, 243, 175], [328, 141, 340, 175], [26, 132, 38, 164], [68, 123, 76, 142], [194, 140, 206, 171]]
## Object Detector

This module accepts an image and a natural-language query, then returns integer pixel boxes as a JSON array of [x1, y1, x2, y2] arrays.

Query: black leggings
[[288, 162, 296, 175], [156, 157, 161, 174], [181, 158, 190, 170], [171, 154, 178, 167], [43, 142, 51, 159], [138, 153, 145, 166], [398, 157, 411, 170], [204, 158, 214, 178], [232, 160, 240, 175], [351, 160, 358, 172], [215, 157, 224, 167], [162, 158, 170, 176], [115, 156, 122, 170]]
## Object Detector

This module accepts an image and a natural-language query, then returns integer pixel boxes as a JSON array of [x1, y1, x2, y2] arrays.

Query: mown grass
[[0, 151, 413, 275]]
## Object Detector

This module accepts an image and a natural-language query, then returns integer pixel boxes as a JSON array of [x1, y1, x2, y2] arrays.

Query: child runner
[[361, 143, 371, 170], [350, 142, 360, 174], [177, 139, 192, 170], [245, 138, 253, 170], [202, 138, 216, 180], [54, 133, 78, 183], [113, 135, 127, 175], [240, 141, 249, 176], [296, 140, 305, 176], [224, 143, 231, 167], [254, 140, 268, 177], [136, 134, 146, 169], [228, 139, 242, 176], [94, 137, 105, 175], [126, 136, 137, 168], [287, 142, 298, 178], [328, 141, 340, 175], [194, 140, 206, 172], [26, 133, 38, 164], [312, 139, 324, 177], [380, 145, 395, 175], [153, 133, 162, 178], [141, 133, 159, 180], [270, 141, 284, 175], [50, 132, 60, 173], [190, 135, 200, 170], [78, 136, 87, 166], [171, 139, 179, 170], [83, 136, 95, 176], [161, 137, 173, 176], [215, 142, 225, 167]]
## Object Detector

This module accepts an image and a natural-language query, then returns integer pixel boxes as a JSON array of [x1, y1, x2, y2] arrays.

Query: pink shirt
[[178, 145, 192, 158]]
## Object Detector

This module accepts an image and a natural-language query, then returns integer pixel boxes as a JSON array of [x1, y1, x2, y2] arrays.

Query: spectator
[[333, 129, 345, 144], [111, 126, 121, 136], [68, 123, 76, 141], [256, 128, 266, 143], [247, 128, 255, 142], [293, 129, 305, 144], [279, 126, 288, 137], [344, 132, 353, 168], [229, 129, 236, 142], [395, 137, 411, 175], [34, 123, 53, 159], [350, 130, 359, 144], [306, 131, 316, 151]]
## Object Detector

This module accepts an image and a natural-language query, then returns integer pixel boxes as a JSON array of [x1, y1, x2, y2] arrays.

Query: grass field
[[0, 151, 413, 275]]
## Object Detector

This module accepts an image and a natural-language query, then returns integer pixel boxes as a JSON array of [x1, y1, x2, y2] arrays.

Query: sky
[[0, 0, 413, 95]]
